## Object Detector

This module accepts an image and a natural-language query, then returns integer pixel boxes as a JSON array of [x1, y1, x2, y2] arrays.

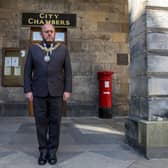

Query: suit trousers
[[33, 96, 63, 153]]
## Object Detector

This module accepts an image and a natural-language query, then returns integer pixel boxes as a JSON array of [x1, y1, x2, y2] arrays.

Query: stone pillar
[[126, 0, 168, 158]]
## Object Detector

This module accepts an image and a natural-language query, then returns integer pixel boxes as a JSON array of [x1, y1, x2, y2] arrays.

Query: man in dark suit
[[24, 24, 72, 165]]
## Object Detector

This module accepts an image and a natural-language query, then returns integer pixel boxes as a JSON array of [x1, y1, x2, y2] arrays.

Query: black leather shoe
[[48, 152, 57, 165], [38, 151, 48, 165]]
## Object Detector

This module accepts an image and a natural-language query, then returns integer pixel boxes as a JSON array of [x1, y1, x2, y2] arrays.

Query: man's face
[[41, 24, 55, 43]]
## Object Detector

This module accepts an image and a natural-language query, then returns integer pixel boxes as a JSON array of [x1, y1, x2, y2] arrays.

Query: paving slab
[[0, 117, 167, 168], [60, 152, 134, 168], [129, 159, 168, 168]]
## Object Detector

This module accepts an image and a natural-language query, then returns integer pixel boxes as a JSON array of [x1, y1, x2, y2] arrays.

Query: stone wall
[[129, 0, 148, 119], [0, 0, 129, 116], [129, 0, 168, 120], [147, 1, 168, 119], [126, 0, 168, 158]]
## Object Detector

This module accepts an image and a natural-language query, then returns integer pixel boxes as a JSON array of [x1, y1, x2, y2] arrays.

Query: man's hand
[[63, 92, 71, 101], [25, 92, 33, 102]]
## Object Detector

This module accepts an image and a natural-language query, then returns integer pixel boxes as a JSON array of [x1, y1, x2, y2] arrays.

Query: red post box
[[98, 71, 113, 118]]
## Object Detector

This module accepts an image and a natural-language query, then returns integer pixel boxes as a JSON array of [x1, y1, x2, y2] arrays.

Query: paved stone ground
[[0, 117, 168, 168]]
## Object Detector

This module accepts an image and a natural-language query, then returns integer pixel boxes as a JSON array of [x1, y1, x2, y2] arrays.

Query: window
[[32, 31, 42, 41], [30, 27, 67, 44], [55, 32, 65, 42]]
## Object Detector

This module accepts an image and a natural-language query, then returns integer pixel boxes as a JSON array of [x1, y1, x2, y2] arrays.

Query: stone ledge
[[0, 101, 28, 116], [125, 117, 168, 159], [0, 101, 97, 117]]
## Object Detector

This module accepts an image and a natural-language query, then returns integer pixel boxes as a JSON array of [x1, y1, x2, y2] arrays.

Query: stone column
[[126, 0, 168, 158]]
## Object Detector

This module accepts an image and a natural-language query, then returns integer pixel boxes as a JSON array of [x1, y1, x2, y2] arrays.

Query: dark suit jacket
[[24, 43, 72, 97]]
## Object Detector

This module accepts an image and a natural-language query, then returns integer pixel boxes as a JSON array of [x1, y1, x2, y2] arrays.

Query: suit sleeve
[[64, 47, 72, 93], [24, 48, 33, 93]]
